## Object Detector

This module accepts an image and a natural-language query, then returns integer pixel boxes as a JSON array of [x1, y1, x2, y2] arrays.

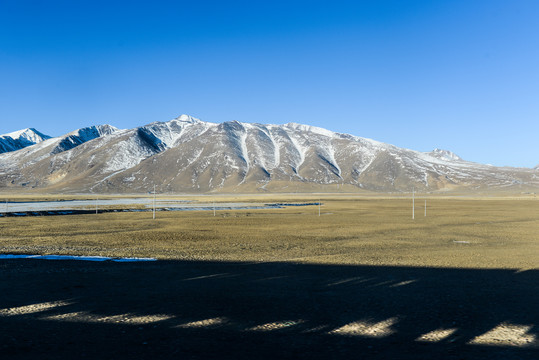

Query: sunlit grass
[[0, 196, 537, 269]]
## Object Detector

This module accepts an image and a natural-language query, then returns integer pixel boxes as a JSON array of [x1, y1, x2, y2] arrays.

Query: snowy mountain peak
[[429, 148, 462, 161], [0, 128, 51, 153], [47, 125, 120, 155], [96, 124, 119, 135], [66, 124, 119, 138], [2, 128, 50, 143], [174, 114, 201, 123]]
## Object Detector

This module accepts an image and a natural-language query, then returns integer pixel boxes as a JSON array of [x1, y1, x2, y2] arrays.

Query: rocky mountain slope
[[0, 115, 537, 193]]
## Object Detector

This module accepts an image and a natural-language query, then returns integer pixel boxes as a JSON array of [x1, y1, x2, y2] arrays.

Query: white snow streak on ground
[[0, 254, 156, 262]]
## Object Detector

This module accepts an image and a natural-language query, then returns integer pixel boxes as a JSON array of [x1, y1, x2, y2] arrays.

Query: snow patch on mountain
[[239, 128, 250, 170], [283, 130, 308, 173], [428, 148, 462, 161], [257, 124, 281, 170], [102, 132, 158, 173], [284, 122, 338, 139], [51, 125, 119, 154]]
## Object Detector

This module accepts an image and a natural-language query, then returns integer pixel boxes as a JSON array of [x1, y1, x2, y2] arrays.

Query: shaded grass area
[[0, 260, 537, 359], [0, 198, 537, 269]]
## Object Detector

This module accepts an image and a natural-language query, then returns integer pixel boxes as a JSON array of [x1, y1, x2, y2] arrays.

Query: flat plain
[[0, 194, 538, 359]]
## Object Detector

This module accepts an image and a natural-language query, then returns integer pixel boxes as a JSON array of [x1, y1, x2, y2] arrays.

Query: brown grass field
[[0, 194, 537, 359], [1, 195, 538, 269]]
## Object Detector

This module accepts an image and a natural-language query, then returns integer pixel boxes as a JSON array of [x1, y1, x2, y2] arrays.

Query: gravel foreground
[[0, 258, 537, 360]]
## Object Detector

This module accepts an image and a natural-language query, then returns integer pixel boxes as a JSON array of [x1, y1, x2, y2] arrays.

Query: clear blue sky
[[1, 0, 538, 167]]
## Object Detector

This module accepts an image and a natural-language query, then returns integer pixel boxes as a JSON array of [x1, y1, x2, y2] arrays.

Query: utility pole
[[95, 196, 98, 215], [153, 185, 156, 220], [213, 200, 216, 217], [412, 187, 415, 220], [424, 199, 427, 217]]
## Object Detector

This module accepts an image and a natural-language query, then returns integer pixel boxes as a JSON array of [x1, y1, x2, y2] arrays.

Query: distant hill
[[0, 115, 537, 193]]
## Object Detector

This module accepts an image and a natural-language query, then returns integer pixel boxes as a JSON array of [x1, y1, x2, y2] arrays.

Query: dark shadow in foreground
[[0, 259, 537, 359]]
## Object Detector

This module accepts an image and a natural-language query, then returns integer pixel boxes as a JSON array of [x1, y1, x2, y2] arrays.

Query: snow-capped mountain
[[0, 115, 537, 193], [0, 125, 119, 188], [0, 128, 51, 153]]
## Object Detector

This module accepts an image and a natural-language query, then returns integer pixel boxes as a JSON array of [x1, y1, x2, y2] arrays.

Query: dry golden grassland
[[0, 195, 537, 269]]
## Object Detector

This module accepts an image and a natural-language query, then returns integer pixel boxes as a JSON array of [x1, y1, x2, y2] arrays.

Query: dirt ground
[[0, 196, 537, 359]]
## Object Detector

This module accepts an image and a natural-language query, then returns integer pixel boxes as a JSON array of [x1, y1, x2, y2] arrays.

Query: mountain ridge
[[0, 115, 537, 193]]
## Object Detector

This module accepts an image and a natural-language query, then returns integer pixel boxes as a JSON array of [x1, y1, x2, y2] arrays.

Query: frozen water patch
[[1, 199, 317, 216], [113, 257, 157, 262], [0, 254, 156, 262]]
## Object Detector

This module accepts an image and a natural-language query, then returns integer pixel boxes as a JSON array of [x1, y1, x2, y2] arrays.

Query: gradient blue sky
[[1, 0, 538, 167]]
